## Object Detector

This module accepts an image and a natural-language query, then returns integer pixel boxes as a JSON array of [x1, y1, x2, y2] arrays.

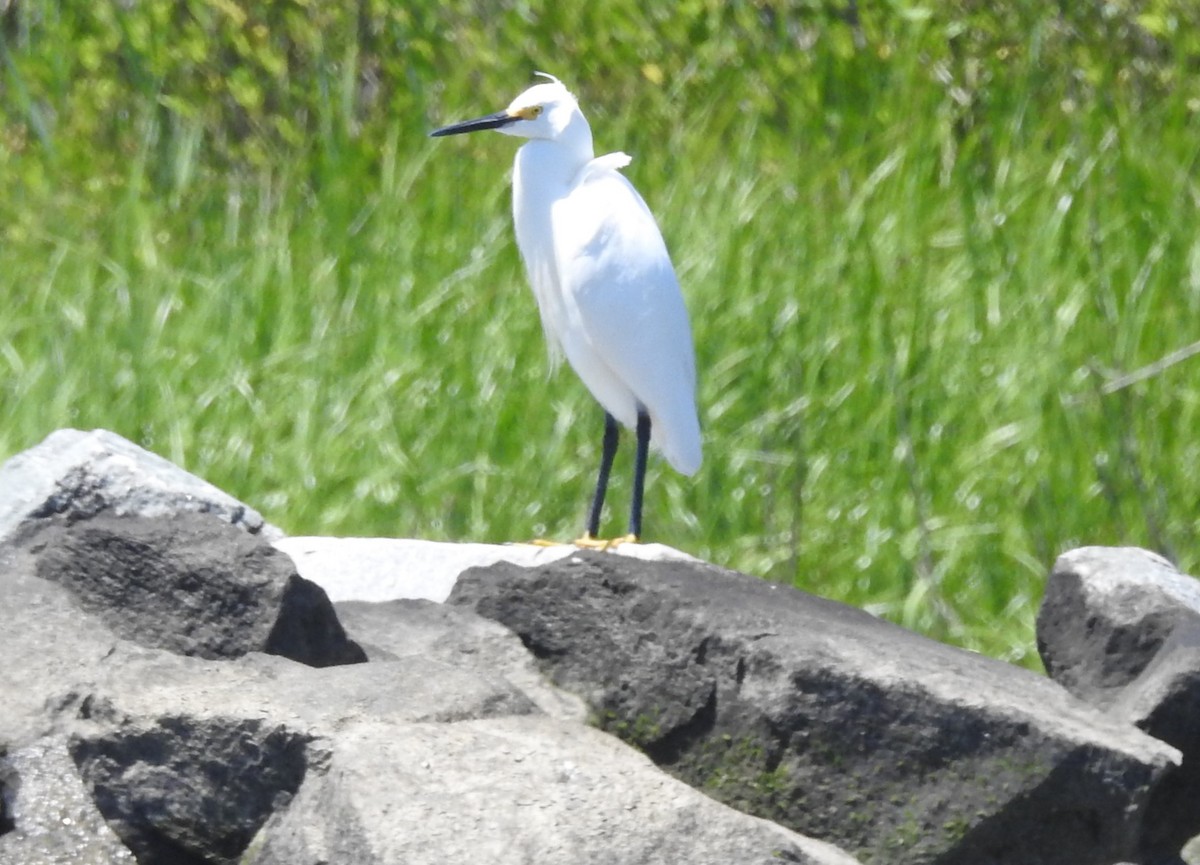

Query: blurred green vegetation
[[3, 0, 1200, 666]]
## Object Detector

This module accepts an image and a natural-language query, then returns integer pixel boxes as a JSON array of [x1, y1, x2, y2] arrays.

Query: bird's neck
[[510, 113, 595, 360]]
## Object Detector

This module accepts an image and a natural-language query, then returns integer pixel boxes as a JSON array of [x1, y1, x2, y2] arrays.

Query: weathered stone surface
[[335, 598, 588, 721], [1037, 546, 1200, 709], [25, 511, 365, 667], [73, 645, 540, 731], [1111, 624, 1200, 861], [276, 537, 578, 602], [1037, 547, 1200, 863], [0, 543, 122, 744], [0, 544, 534, 745], [0, 752, 11, 835], [3, 526, 862, 865], [60, 649, 860, 865], [0, 428, 281, 544], [70, 714, 314, 865], [277, 535, 698, 602], [245, 716, 861, 865], [1, 591, 542, 865], [449, 552, 1180, 865], [0, 737, 133, 865]]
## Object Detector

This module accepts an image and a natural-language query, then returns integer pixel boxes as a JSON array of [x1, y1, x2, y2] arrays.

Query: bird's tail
[[654, 410, 702, 477]]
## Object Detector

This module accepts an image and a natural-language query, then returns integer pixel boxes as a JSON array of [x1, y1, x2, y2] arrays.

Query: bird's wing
[[552, 157, 701, 474]]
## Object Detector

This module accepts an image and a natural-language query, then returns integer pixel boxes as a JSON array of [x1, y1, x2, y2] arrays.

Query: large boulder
[[23, 511, 365, 667], [0, 428, 281, 545], [246, 715, 862, 865], [449, 551, 1180, 865], [0, 541, 125, 745], [1037, 546, 1200, 709], [1112, 624, 1200, 861], [1038, 546, 1200, 862]]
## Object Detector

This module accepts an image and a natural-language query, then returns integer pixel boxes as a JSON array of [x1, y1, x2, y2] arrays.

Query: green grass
[[3, 5, 1200, 668]]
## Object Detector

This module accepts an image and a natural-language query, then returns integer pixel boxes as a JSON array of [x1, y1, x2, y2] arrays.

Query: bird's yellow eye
[[510, 104, 544, 121]]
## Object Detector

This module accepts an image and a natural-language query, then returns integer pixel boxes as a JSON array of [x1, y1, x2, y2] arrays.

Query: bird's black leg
[[628, 410, 651, 540], [586, 413, 621, 538]]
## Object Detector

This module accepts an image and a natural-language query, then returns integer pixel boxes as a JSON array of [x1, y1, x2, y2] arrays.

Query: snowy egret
[[431, 74, 701, 545]]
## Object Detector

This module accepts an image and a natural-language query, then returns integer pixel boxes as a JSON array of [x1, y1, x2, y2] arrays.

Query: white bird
[[431, 74, 701, 545]]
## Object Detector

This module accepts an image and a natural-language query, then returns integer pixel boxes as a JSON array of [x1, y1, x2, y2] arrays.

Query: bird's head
[[431, 73, 584, 143]]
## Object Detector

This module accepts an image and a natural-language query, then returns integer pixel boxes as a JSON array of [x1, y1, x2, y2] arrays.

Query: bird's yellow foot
[[523, 534, 639, 549], [573, 533, 638, 550]]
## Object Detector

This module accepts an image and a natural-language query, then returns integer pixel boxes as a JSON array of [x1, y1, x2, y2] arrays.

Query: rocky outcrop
[[0, 430, 860, 865], [1, 428, 1198, 865], [0, 536, 853, 865]]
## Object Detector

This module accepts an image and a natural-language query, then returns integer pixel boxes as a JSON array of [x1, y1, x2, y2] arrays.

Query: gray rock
[[16, 429, 1188, 865], [335, 598, 588, 721], [0, 752, 11, 834], [0, 536, 535, 737], [69, 714, 314, 865], [1111, 625, 1200, 861], [0, 428, 281, 544], [0, 737, 133, 865], [1037, 546, 1200, 709], [1037, 547, 1200, 863], [245, 715, 862, 865], [17, 522, 837, 865], [72, 644, 540, 731], [18, 617, 853, 865], [0, 542, 122, 744], [449, 552, 1180, 865], [275, 536, 581, 602], [24, 511, 365, 667], [7, 624, 541, 864]]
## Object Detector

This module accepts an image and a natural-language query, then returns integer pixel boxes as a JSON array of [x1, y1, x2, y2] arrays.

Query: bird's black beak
[[430, 110, 517, 138]]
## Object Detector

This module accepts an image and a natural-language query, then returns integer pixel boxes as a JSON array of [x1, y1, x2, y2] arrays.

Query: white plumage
[[432, 75, 700, 540]]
